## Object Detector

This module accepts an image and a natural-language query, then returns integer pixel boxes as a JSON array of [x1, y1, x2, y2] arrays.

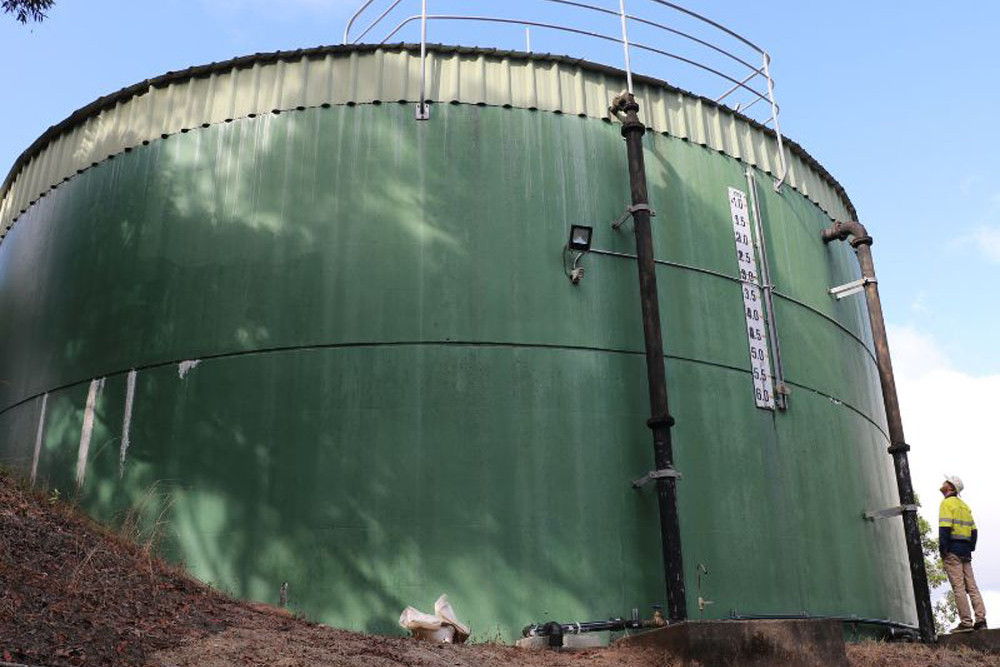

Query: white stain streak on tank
[[30, 393, 49, 486], [76, 378, 105, 487], [119, 370, 138, 478], [178, 359, 201, 379]]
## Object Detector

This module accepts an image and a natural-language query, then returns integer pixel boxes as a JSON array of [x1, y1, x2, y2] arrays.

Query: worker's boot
[[951, 623, 975, 633], [974, 620, 988, 631]]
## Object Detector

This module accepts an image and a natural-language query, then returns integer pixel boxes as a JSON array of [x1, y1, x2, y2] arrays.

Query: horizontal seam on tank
[[772, 290, 876, 362], [0, 340, 645, 415], [668, 357, 887, 436], [3, 102, 842, 246], [589, 248, 876, 363], [0, 341, 883, 430], [780, 380, 889, 441]]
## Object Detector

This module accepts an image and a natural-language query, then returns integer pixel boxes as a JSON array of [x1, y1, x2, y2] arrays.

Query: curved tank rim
[[0, 42, 856, 227]]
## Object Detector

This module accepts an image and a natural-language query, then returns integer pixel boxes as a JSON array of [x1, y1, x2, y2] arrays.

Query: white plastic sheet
[[399, 594, 470, 643]]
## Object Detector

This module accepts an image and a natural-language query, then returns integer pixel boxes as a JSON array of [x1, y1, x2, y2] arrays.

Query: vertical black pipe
[[615, 92, 687, 621], [821, 221, 935, 642]]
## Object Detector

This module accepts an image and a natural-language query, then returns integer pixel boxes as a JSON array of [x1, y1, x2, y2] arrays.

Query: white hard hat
[[944, 475, 964, 495]]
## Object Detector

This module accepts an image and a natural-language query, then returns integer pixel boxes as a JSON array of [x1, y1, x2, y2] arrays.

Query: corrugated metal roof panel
[[0, 43, 856, 238]]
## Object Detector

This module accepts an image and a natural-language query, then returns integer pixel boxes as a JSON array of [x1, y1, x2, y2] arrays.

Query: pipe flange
[[647, 414, 675, 428], [887, 442, 911, 454]]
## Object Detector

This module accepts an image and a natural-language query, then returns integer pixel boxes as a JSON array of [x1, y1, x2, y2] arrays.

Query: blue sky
[[3, 0, 999, 622]]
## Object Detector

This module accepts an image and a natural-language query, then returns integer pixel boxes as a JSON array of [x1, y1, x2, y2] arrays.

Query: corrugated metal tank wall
[[0, 54, 914, 639]]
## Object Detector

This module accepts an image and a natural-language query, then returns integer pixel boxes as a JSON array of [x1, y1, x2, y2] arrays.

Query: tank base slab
[[938, 628, 1000, 653], [615, 619, 848, 667]]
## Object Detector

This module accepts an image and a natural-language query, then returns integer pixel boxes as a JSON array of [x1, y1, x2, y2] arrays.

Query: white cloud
[[908, 291, 930, 316], [971, 226, 1000, 263], [889, 326, 950, 377], [958, 175, 984, 197], [981, 590, 1000, 623], [889, 324, 1000, 604], [947, 189, 1000, 262]]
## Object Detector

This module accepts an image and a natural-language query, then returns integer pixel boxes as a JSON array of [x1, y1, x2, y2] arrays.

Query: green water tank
[[0, 44, 913, 640]]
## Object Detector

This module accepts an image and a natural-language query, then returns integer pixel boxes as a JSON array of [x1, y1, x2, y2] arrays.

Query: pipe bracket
[[612, 204, 656, 230], [632, 467, 683, 488], [828, 276, 876, 300], [863, 504, 919, 521]]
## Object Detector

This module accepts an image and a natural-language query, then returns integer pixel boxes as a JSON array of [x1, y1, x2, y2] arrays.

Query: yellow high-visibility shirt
[[939, 495, 976, 541]]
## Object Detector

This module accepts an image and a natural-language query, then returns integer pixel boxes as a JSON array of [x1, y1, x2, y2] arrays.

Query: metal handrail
[[343, 0, 788, 189], [349, 0, 407, 44], [380, 15, 771, 105]]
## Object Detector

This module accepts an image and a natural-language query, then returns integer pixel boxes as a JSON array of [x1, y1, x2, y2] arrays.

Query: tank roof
[[0, 43, 856, 239]]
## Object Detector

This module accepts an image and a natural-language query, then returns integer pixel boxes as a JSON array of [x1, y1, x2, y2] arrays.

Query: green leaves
[[1, 0, 55, 24]]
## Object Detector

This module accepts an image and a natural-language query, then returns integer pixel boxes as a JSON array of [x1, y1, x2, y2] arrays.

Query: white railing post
[[619, 0, 634, 93], [343, 0, 379, 44], [762, 51, 787, 191], [416, 0, 430, 119]]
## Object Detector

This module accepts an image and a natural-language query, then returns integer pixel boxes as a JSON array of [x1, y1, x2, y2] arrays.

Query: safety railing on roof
[[343, 0, 788, 190]]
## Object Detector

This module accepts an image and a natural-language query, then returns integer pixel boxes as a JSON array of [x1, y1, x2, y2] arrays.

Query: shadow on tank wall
[[0, 103, 672, 638], [0, 100, 915, 637]]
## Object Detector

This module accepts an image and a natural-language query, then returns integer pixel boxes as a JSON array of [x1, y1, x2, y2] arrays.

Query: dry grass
[[847, 639, 997, 667], [116, 480, 176, 555]]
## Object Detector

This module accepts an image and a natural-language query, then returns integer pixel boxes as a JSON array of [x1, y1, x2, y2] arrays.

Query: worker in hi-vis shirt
[[939, 475, 987, 633]]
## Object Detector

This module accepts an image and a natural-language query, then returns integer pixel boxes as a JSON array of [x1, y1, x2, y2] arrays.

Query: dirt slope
[[0, 470, 669, 667], [0, 470, 241, 666], [0, 470, 994, 667]]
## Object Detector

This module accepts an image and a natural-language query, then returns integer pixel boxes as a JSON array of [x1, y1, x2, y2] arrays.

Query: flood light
[[568, 225, 593, 252]]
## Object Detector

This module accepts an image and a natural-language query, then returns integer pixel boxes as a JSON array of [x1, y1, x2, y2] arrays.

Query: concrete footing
[[515, 634, 603, 650], [615, 619, 848, 667], [938, 627, 1000, 653]]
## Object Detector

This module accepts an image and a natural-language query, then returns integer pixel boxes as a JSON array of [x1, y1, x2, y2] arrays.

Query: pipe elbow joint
[[820, 220, 872, 248], [819, 223, 848, 244], [611, 91, 639, 115]]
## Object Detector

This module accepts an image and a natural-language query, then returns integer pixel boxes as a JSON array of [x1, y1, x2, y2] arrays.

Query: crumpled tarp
[[399, 594, 470, 644]]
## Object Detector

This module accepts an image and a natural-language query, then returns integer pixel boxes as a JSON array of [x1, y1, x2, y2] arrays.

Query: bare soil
[[0, 469, 995, 667]]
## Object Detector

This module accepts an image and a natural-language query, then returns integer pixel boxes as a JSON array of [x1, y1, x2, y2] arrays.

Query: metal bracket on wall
[[632, 467, 682, 488], [862, 504, 918, 521], [829, 276, 876, 300], [415, 102, 430, 121], [611, 204, 655, 230]]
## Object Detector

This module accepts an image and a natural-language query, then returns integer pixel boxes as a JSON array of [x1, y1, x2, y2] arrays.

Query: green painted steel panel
[[0, 102, 914, 639]]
